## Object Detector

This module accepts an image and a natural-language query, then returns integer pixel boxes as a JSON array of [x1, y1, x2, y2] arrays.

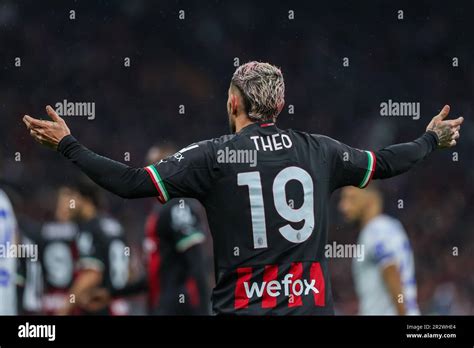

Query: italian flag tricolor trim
[[145, 165, 170, 203], [359, 151, 376, 189]]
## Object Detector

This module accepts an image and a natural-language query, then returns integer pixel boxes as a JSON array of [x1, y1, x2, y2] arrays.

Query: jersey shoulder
[[0, 189, 16, 218], [287, 129, 335, 144], [286, 129, 338, 156], [197, 133, 240, 152], [41, 221, 78, 241], [97, 216, 124, 239], [0, 189, 9, 206], [172, 133, 238, 167], [82, 216, 124, 244], [361, 215, 406, 243]]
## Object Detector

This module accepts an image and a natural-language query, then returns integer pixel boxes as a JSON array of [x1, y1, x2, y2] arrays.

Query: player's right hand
[[23, 105, 71, 150], [426, 105, 464, 148]]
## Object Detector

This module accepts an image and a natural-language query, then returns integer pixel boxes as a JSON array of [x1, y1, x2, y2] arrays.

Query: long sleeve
[[373, 131, 438, 179], [57, 135, 156, 199], [325, 131, 439, 190]]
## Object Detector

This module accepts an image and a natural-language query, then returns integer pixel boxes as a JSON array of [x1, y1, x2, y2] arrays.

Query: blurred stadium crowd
[[0, 0, 473, 314]]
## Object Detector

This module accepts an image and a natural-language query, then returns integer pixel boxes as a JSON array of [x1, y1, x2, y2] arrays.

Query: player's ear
[[230, 95, 238, 115], [276, 100, 285, 117]]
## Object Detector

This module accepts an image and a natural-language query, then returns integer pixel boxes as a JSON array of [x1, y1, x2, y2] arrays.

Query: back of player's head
[[350, 182, 384, 208], [231, 61, 285, 122], [145, 143, 177, 165], [339, 183, 384, 223], [364, 182, 383, 201], [74, 178, 102, 208], [55, 185, 75, 221]]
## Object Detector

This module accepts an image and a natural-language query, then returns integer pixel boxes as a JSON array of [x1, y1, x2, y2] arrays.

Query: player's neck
[[360, 206, 381, 228], [235, 115, 255, 133]]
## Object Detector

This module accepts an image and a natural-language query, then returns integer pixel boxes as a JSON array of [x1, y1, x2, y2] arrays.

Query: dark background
[[0, 0, 473, 314]]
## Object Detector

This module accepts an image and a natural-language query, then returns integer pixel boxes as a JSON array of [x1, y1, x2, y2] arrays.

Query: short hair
[[231, 61, 285, 122], [145, 143, 177, 165], [74, 179, 102, 208]]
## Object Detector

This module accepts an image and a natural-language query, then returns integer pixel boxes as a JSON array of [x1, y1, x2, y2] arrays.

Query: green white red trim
[[359, 151, 376, 189], [145, 165, 170, 203]]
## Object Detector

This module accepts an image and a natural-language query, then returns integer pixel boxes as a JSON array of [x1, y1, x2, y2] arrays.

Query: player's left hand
[[23, 105, 71, 150], [425, 105, 464, 148]]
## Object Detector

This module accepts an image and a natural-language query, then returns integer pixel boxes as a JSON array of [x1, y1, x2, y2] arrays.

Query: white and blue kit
[[0, 189, 18, 315], [352, 214, 420, 315]]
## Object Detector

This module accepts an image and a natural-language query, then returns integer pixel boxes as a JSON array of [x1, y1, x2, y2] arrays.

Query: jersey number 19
[[238, 166, 315, 249]]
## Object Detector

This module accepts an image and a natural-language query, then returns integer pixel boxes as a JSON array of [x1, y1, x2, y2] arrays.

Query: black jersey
[[144, 122, 376, 315], [77, 215, 129, 314], [145, 198, 210, 315], [39, 222, 79, 314], [17, 234, 43, 315], [19, 220, 79, 314]]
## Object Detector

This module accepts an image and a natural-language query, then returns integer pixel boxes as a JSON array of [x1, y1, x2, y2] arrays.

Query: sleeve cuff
[[358, 151, 376, 189], [144, 165, 170, 204], [57, 135, 78, 154], [424, 131, 439, 149]]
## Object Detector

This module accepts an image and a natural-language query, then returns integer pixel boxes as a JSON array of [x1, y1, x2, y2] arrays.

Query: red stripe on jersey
[[260, 122, 274, 127], [288, 262, 303, 308], [310, 262, 325, 307], [144, 166, 166, 204], [367, 151, 377, 183], [261, 265, 279, 309], [185, 277, 200, 308], [145, 212, 161, 309], [234, 267, 253, 309]]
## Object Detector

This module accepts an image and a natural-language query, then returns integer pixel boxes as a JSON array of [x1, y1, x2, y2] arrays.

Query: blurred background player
[[1, 1, 471, 315], [23, 61, 463, 315], [144, 145, 211, 315], [104, 145, 212, 315], [16, 234, 42, 315], [338, 184, 420, 315], [0, 187, 18, 315], [19, 186, 79, 315], [57, 180, 130, 315]]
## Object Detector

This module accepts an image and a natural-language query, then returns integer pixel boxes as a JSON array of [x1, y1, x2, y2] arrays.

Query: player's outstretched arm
[[23, 106, 157, 199], [373, 105, 463, 180], [329, 105, 464, 189]]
